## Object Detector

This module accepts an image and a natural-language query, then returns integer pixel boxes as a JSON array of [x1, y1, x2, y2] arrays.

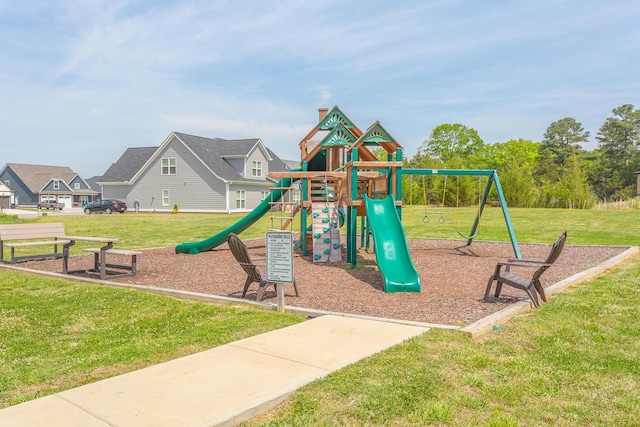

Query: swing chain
[[422, 174, 446, 224]]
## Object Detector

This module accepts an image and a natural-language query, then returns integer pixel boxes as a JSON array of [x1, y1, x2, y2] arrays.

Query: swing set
[[403, 168, 521, 258], [419, 174, 446, 224], [414, 174, 484, 239]]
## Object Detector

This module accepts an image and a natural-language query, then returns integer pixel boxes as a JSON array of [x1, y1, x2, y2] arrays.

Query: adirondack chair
[[485, 231, 567, 308], [227, 233, 298, 301]]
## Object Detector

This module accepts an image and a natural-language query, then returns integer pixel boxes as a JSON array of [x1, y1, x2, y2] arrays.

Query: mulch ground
[[20, 237, 628, 326]]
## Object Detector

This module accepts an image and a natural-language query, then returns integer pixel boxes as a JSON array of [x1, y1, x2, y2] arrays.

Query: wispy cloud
[[1, 0, 638, 176]]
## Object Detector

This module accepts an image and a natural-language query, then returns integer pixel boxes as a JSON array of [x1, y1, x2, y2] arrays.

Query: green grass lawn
[[0, 270, 302, 408], [402, 205, 640, 246], [4, 206, 638, 254], [1, 211, 300, 256], [244, 255, 640, 426], [1, 208, 639, 423]]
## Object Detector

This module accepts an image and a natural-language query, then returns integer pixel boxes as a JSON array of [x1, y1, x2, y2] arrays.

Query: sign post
[[266, 231, 294, 312]]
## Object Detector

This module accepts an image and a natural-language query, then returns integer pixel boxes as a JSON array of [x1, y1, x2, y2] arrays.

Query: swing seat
[[457, 230, 478, 239], [423, 212, 445, 224]]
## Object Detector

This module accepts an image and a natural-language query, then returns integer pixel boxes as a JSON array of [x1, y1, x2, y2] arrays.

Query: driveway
[[2, 207, 85, 219]]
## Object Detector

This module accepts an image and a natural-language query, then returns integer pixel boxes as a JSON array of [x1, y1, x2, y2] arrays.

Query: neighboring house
[[284, 159, 300, 170], [97, 132, 291, 213], [85, 175, 106, 194], [0, 181, 16, 209], [0, 163, 99, 208]]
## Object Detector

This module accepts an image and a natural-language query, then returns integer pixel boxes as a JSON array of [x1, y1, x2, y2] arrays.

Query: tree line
[[401, 104, 640, 209]]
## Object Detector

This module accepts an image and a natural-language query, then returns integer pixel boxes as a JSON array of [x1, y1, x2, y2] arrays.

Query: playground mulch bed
[[20, 238, 628, 326]]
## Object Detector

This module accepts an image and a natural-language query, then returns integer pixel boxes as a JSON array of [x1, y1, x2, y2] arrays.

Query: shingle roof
[[265, 146, 289, 172], [5, 163, 78, 193], [100, 133, 289, 184], [175, 133, 255, 181], [100, 147, 158, 182], [175, 132, 289, 181], [85, 176, 104, 192]]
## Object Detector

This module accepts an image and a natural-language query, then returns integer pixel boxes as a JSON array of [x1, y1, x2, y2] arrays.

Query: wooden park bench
[[0, 222, 141, 280], [0, 223, 70, 263]]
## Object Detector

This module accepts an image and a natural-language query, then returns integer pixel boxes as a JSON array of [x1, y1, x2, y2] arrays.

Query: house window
[[260, 190, 269, 201], [74, 183, 80, 189], [162, 189, 170, 206], [292, 190, 301, 203], [161, 158, 177, 175], [53, 180, 60, 190], [236, 190, 246, 209], [252, 161, 262, 177]]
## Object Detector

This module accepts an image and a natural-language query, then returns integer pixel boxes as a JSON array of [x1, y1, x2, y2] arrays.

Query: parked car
[[37, 198, 64, 210], [83, 199, 127, 214]]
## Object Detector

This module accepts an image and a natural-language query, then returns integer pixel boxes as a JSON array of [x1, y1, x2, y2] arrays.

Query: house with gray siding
[[0, 181, 16, 209], [0, 163, 99, 208], [98, 132, 291, 213]]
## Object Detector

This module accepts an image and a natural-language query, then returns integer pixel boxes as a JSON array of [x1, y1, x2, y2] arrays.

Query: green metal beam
[[400, 168, 521, 259], [492, 171, 521, 258], [465, 174, 494, 247], [401, 168, 495, 176]]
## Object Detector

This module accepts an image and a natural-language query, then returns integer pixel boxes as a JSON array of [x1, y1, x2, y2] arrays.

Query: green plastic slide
[[175, 170, 300, 254], [364, 195, 421, 292]]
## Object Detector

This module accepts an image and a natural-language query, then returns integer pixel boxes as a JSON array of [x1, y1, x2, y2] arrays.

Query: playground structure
[[176, 106, 522, 292]]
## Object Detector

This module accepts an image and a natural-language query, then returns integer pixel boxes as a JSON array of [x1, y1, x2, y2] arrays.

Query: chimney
[[318, 108, 329, 122]]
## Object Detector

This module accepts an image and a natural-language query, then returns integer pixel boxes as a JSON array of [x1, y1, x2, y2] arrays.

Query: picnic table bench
[[0, 222, 141, 280], [81, 247, 142, 279], [0, 223, 70, 263]]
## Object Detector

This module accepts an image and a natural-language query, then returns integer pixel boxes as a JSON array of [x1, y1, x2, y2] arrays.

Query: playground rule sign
[[266, 231, 294, 283]]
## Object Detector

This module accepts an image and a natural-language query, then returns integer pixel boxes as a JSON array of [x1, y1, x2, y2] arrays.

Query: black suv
[[84, 199, 127, 214]]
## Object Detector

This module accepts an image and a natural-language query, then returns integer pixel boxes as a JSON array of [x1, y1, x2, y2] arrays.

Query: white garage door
[[59, 196, 72, 208]]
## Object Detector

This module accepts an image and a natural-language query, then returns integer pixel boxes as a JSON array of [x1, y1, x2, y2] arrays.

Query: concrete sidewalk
[[2, 207, 85, 218], [1, 208, 37, 219], [0, 315, 429, 427]]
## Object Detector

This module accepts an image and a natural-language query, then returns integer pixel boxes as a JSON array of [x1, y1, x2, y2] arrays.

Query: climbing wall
[[311, 201, 342, 262]]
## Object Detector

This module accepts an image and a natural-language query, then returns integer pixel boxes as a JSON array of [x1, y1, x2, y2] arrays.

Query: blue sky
[[1, 1, 639, 178]]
